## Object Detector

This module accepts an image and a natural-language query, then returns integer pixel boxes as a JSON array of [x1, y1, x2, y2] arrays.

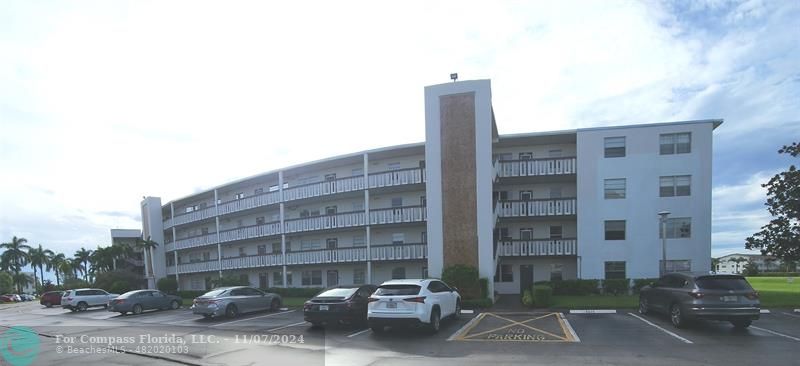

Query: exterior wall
[[141, 197, 167, 288], [493, 258, 578, 294], [499, 221, 578, 239], [577, 122, 715, 279], [496, 183, 577, 199]]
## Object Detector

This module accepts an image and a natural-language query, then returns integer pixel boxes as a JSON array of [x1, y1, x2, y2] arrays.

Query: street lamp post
[[658, 211, 671, 276]]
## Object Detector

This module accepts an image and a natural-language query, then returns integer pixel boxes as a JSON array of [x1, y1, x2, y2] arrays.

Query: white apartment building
[[715, 253, 782, 274], [140, 79, 719, 296]]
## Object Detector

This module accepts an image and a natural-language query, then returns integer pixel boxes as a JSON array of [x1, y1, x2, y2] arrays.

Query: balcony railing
[[283, 175, 365, 202], [496, 238, 577, 256], [371, 243, 427, 261], [284, 211, 366, 234], [167, 260, 220, 275], [164, 241, 175, 252], [223, 254, 282, 270], [496, 198, 576, 217], [175, 232, 220, 250], [496, 157, 577, 178], [368, 167, 425, 188], [219, 221, 282, 243], [369, 206, 426, 225], [285, 246, 369, 265], [218, 191, 281, 216], [170, 206, 216, 227]]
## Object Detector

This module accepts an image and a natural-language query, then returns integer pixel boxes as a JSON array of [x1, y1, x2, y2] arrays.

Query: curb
[[569, 309, 617, 314]]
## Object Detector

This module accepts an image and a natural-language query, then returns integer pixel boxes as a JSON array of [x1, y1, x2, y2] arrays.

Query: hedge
[[442, 265, 481, 300], [462, 298, 494, 309], [522, 289, 534, 307], [536, 280, 600, 295], [633, 278, 659, 293], [532, 285, 553, 307], [178, 287, 324, 299], [749, 272, 799, 277], [602, 279, 630, 295]]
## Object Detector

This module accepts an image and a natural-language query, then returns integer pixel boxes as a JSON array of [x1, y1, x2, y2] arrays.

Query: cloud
[[711, 170, 776, 256]]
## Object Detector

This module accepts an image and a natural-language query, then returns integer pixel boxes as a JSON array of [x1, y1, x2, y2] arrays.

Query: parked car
[[20, 294, 35, 301], [639, 272, 760, 328], [304, 284, 378, 328], [61, 288, 119, 312], [367, 279, 461, 333], [0, 294, 16, 302], [191, 286, 282, 319], [40, 291, 63, 308], [108, 290, 182, 315], [3, 294, 22, 302]]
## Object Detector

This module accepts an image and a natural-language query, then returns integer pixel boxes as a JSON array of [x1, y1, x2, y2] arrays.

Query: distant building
[[110, 229, 146, 277], [21, 271, 36, 294], [715, 253, 782, 274]]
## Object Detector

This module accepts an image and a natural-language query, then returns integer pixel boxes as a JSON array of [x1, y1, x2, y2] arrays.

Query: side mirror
[[452, 287, 458, 293]]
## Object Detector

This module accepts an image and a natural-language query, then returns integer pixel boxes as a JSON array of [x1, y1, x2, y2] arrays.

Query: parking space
[[450, 312, 577, 342]]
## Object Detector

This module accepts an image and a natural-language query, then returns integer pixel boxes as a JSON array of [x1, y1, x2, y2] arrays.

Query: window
[[302, 270, 322, 286], [391, 197, 403, 207], [428, 281, 448, 293], [353, 235, 365, 247], [550, 264, 564, 281], [327, 270, 339, 286], [310, 209, 320, 216], [256, 216, 265, 225], [185, 205, 197, 213], [519, 152, 533, 160], [325, 206, 337, 215], [269, 184, 279, 192], [550, 226, 563, 239], [550, 187, 562, 198], [659, 217, 692, 238], [387, 162, 401, 170], [199, 202, 207, 209], [236, 219, 243, 228], [604, 137, 626, 158], [324, 173, 336, 181], [202, 252, 211, 261], [419, 160, 426, 168], [239, 247, 247, 257], [239, 274, 249, 285], [495, 264, 513, 282], [254, 187, 263, 195], [300, 210, 310, 218], [234, 192, 245, 200], [660, 175, 691, 197], [272, 242, 281, 253], [660, 132, 691, 155], [191, 278, 202, 290], [189, 253, 200, 263], [520, 190, 533, 201], [285, 241, 292, 252], [391, 267, 406, 279], [520, 228, 533, 240], [392, 233, 405, 244], [259, 273, 268, 289], [201, 227, 209, 235], [605, 220, 626, 240], [604, 261, 626, 279], [273, 271, 283, 286], [301, 240, 320, 251], [257, 245, 267, 255], [166, 255, 175, 266], [662, 259, 691, 273], [353, 269, 366, 284], [604, 178, 626, 199], [493, 191, 509, 201], [326, 238, 338, 249]]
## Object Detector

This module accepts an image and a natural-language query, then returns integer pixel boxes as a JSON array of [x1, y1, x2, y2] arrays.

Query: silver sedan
[[191, 286, 282, 318]]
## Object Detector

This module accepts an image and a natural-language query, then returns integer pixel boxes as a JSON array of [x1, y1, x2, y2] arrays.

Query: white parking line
[[559, 313, 581, 342], [209, 310, 295, 327], [346, 328, 371, 338], [267, 321, 307, 332], [460, 309, 475, 314], [750, 326, 800, 342], [447, 313, 484, 341], [628, 313, 693, 344], [760, 309, 771, 314], [569, 309, 616, 314], [782, 312, 800, 319]]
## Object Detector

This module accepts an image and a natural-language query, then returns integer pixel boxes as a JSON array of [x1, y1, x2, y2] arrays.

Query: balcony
[[169, 206, 216, 228], [496, 157, 577, 178], [283, 175, 365, 202], [284, 211, 366, 234], [369, 206, 426, 225], [218, 191, 281, 216], [223, 254, 282, 270], [285, 246, 369, 265], [496, 238, 577, 256], [219, 221, 282, 243], [167, 260, 219, 275], [371, 243, 427, 261], [175, 232, 219, 250], [496, 198, 576, 218], [368, 168, 426, 189]]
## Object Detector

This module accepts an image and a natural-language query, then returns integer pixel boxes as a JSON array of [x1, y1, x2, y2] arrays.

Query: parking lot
[[1, 301, 799, 366]]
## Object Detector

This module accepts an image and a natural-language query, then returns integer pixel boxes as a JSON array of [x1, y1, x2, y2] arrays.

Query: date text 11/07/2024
[[235, 334, 306, 345]]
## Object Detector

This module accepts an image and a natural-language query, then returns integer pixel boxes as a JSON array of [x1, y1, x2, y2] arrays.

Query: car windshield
[[696, 277, 753, 290], [317, 288, 358, 298], [202, 289, 229, 297], [375, 285, 421, 296]]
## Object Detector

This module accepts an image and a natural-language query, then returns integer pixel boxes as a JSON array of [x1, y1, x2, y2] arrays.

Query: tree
[[157, 277, 178, 294], [746, 142, 799, 262], [135, 236, 159, 280], [29, 244, 54, 292], [12, 272, 33, 293], [0, 236, 32, 293], [0, 272, 13, 293], [711, 258, 720, 272], [50, 253, 67, 286], [742, 260, 760, 276], [73, 248, 92, 281]]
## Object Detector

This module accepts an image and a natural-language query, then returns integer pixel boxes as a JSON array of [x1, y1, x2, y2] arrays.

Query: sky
[[1, 0, 798, 279]]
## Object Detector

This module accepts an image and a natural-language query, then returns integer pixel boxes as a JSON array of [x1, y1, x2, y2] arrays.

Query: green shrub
[[265, 287, 325, 298], [602, 279, 630, 295], [157, 277, 179, 294], [63, 278, 91, 290], [93, 270, 144, 292], [548, 279, 599, 295], [751, 272, 799, 277], [177, 290, 207, 299], [0, 272, 12, 294], [632, 278, 659, 293], [210, 274, 249, 288], [478, 278, 489, 299], [522, 289, 534, 307], [532, 285, 553, 307], [462, 298, 494, 309], [109, 281, 131, 295], [442, 265, 481, 299]]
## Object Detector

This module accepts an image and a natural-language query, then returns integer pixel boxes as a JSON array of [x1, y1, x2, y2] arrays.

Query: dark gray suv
[[639, 272, 760, 328]]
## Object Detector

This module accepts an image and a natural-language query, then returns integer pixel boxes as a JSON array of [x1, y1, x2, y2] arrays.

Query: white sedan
[[367, 279, 461, 333]]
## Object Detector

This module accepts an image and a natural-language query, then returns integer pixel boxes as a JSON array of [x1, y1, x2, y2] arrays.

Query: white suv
[[367, 279, 461, 333], [61, 288, 119, 312]]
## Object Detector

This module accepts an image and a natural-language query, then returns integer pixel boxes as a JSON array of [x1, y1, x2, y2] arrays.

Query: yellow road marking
[[463, 312, 567, 341]]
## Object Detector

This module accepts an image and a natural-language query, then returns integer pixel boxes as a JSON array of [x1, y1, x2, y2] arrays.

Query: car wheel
[[103, 304, 108, 309], [170, 300, 180, 310], [731, 319, 752, 329], [670, 304, 685, 328], [270, 298, 280, 311], [132, 304, 143, 315], [43, 301, 51, 308], [453, 300, 461, 320], [370, 325, 384, 333], [429, 308, 441, 333], [202, 314, 212, 319], [120, 312, 127, 316], [226, 304, 239, 318], [77, 302, 88, 312], [69, 308, 76, 312], [638, 298, 649, 315]]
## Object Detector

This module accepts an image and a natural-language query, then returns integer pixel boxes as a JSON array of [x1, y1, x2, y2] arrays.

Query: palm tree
[[49, 253, 67, 286], [135, 236, 159, 280], [29, 244, 54, 293], [70, 257, 84, 280], [12, 272, 32, 293], [73, 247, 92, 281], [0, 236, 32, 293]]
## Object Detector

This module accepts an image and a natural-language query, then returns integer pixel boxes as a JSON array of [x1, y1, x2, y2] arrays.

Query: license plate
[[319, 305, 329, 311], [386, 302, 397, 309], [721, 295, 738, 302]]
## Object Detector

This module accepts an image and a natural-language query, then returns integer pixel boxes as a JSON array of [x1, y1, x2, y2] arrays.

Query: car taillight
[[303, 302, 312, 311], [367, 297, 379, 303], [688, 292, 704, 299], [403, 296, 426, 303], [745, 292, 759, 300], [345, 300, 354, 309]]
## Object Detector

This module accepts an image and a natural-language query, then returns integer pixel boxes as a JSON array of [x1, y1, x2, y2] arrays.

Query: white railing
[[167, 266, 175, 275], [175, 232, 220, 250], [171, 206, 216, 226], [497, 239, 577, 256], [219, 222, 282, 243], [124, 257, 144, 267], [368, 168, 425, 188], [164, 242, 175, 252], [283, 211, 366, 234], [369, 206, 427, 225], [285, 246, 369, 265], [218, 191, 281, 215], [170, 260, 219, 274], [371, 243, 427, 261], [496, 198, 576, 217], [223, 254, 282, 270], [283, 175, 365, 202], [496, 157, 577, 178], [163, 217, 173, 229]]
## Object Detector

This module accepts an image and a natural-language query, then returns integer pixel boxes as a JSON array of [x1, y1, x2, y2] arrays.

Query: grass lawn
[[549, 295, 638, 309], [746, 277, 800, 308], [181, 296, 307, 308]]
